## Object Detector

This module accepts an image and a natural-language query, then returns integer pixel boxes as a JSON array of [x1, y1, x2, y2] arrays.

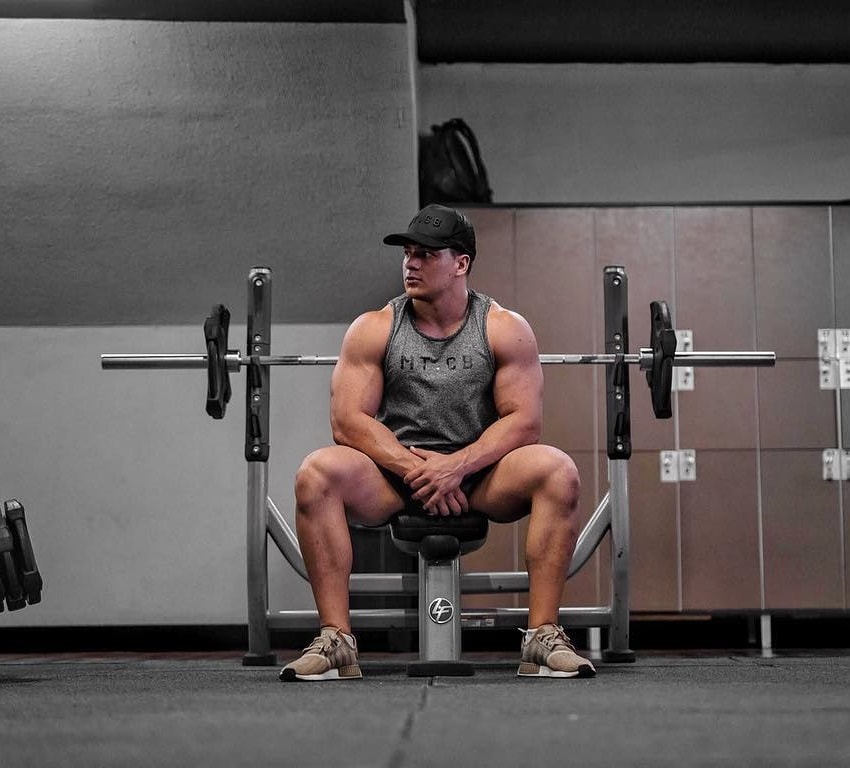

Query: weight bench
[[389, 508, 489, 677]]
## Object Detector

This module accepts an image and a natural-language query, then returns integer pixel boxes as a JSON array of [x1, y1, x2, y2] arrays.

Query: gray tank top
[[376, 290, 498, 453]]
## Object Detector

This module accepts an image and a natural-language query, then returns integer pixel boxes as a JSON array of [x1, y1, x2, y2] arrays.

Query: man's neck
[[410, 286, 470, 337]]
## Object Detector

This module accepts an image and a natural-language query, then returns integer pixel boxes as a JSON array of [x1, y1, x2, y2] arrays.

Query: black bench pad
[[390, 510, 489, 544]]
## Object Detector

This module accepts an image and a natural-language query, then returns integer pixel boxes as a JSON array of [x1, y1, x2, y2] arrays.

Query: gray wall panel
[[679, 451, 761, 611], [516, 209, 598, 452], [761, 450, 844, 610], [627, 451, 680, 612], [465, 209, 517, 309], [832, 205, 850, 329], [753, 207, 833, 356], [758, 361, 836, 449], [674, 207, 756, 349], [515, 208, 597, 352], [833, 206, 850, 448], [679, 368, 759, 450], [675, 208, 759, 449]]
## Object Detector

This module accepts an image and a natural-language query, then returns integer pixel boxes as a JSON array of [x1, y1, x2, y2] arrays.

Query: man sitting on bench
[[281, 204, 595, 681]]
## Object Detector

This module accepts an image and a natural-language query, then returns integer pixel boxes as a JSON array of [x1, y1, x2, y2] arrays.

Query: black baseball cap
[[383, 204, 476, 259]]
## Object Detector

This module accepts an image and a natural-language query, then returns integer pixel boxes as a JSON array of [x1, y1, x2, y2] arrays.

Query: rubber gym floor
[[2, 641, 849, 768]]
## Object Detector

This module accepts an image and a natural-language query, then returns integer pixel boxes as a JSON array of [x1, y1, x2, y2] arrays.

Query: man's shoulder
[[485, 298, 531, 331], [352, 301, 395, 329], [341, 303, 396, 360], [484, 300, 539, 360]]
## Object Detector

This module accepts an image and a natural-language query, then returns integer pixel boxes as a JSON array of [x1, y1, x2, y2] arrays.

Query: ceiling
[[3, 0, 850, 63], [415, 0, 850, 64]]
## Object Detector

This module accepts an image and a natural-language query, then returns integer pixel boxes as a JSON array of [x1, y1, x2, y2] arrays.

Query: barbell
[[101, 300, 775, 420], [99, 350, 773, 370]]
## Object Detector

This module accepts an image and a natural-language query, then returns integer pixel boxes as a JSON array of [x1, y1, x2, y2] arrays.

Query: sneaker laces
[[537, 625, 576, 652], [302, 632, 337, 655]]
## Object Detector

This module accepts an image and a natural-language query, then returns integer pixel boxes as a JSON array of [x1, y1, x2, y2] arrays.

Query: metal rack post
[[601, 265, 636, 662], [243, 267, 276, 666]]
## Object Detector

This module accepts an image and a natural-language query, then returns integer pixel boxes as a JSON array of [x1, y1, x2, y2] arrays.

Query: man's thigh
[[467, 444, 572, 524], [305, 445, 406, 526]]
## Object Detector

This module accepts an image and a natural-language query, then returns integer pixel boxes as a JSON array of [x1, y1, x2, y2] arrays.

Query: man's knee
[[294, 446, 397, 525], [294, 448, 339, 510], [532, 445, 580, 509]]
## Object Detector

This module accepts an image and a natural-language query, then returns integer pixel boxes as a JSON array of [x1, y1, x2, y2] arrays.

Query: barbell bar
[[101, 349, 776, 371], [101, 298, 776, 422]]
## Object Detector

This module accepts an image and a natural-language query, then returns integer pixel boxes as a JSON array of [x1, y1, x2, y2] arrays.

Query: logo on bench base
[[428, 597, 454, 624]]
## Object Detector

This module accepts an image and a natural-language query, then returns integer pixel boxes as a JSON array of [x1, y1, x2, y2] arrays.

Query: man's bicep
[[331, 355, 384, 418], [331, 313, 388, 421], [493, 355, 544, 418], [491, 310, 544, 418]]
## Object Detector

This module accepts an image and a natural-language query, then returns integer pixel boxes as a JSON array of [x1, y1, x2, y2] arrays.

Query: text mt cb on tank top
[[376, 290, 498, 453]]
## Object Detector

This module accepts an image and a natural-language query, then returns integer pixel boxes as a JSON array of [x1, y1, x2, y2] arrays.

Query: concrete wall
[[0, 20, 416, 626], [0, 324, 345, 625], [1, 20, 415, 324], [418, 63, 850, 203]]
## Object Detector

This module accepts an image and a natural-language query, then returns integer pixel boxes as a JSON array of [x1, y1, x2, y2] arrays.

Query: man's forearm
[[455, 412, 541, 477], [332, 414, 420, 478]]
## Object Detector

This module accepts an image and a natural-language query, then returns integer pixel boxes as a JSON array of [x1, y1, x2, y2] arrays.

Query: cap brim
[[383, 232, 450, 249]]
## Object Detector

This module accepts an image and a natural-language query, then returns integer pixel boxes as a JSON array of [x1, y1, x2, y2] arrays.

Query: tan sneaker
[[517, 623, 596, 678], [279, 627, 363, 682]]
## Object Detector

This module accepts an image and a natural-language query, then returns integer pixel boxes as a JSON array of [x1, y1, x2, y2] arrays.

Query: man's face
[[402, 245, 464, 298]]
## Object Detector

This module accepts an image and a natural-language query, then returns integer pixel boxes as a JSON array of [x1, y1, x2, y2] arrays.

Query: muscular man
[[281, 204, 595, 681]]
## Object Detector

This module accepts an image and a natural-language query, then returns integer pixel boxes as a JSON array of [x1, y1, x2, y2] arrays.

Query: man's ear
[[456, 253, 471, 275]]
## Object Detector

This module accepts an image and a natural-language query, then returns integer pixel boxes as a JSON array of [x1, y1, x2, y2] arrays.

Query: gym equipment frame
[[102, 265, 775, 668]]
